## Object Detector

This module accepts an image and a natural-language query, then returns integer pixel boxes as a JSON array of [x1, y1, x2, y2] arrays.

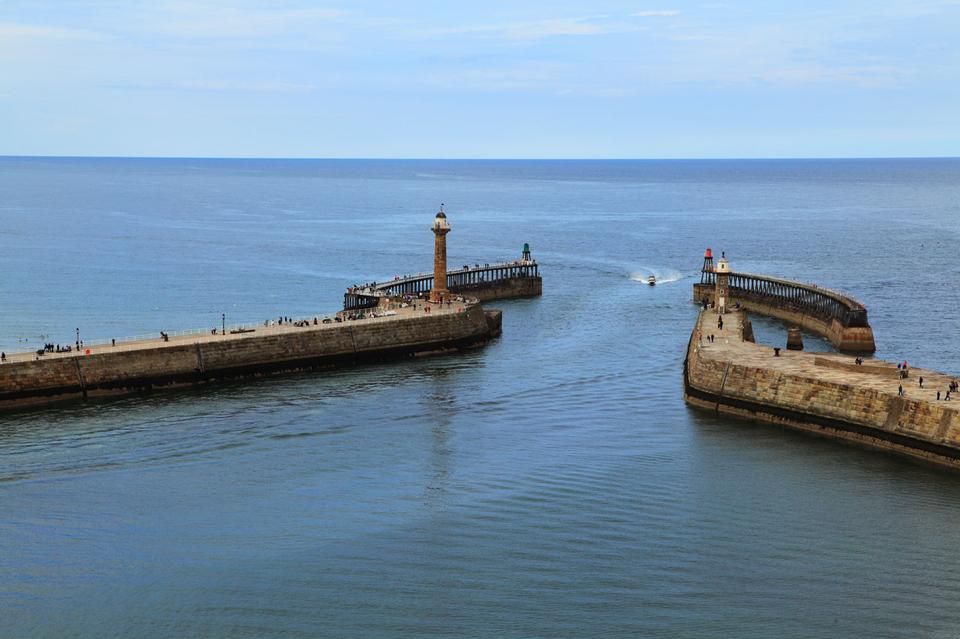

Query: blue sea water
[[1, 157, 960, 638]]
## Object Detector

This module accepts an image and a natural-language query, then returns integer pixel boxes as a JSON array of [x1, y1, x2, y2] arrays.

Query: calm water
[[2, 158, 960, 638]]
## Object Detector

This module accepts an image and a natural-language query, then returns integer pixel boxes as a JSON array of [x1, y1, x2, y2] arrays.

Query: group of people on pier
[[31, 343, 75, 357], [935, 381, 960, 402]]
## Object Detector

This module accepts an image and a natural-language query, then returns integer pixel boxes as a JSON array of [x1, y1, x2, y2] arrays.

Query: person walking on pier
[[919, 376, 924, 389], [718, 316, 723, 330], [898, 384, 904, 397]]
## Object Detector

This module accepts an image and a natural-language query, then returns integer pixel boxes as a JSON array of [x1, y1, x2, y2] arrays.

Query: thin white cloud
[[749, 65, 912, 88], [421, 17, 637, 41], [633, 10, 681, 17], [0, 21, 107, 42], [142, 2, 348, 39], [106, 79, 319, 94]]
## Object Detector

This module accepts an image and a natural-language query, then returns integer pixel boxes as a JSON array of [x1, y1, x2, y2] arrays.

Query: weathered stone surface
[[0, 303, 496, 412], [786, 327, 803, 351], [453, 277, 541, 301], [685, 309, 960, 469]]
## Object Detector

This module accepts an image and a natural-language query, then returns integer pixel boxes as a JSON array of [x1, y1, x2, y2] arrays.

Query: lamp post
[[222, 313, 225, 336], [75, 327, 79, 351]]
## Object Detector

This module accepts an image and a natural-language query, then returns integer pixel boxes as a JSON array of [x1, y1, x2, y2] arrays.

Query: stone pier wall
[[684, 311, 960, 469], [0, 304, 497, 412], [453, 276, 542, 302]]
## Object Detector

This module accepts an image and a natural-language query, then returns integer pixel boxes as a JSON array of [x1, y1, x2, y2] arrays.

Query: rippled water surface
[[2, 158, 960, 638]]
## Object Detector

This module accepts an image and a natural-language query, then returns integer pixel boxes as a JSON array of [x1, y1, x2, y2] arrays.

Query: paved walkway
[[1, 301, 471, 365], [696, 309, 959, 402]]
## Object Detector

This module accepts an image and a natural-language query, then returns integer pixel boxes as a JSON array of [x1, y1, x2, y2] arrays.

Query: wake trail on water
[[628, 267, 687, 285]]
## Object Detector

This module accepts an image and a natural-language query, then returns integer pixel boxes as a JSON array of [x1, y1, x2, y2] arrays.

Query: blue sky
[[1, 1, 958, 158]]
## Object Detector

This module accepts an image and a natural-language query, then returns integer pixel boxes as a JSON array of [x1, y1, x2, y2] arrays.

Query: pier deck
[[3, 304, 460, 365], [697, 310, 955, 402], [0, 299, 500, 412]]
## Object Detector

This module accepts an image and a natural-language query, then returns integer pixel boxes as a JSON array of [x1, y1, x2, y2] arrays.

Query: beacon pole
[[222, 313, 226, 336]]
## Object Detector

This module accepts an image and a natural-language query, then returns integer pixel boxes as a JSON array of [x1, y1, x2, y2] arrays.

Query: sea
[[1, 157, 960, 638]]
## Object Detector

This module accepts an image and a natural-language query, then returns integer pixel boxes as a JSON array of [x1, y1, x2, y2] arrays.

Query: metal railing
[[700, 269, 869, 328], [344, 260, 540, 309]]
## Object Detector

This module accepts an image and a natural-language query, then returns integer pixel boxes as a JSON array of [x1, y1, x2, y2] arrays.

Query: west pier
[[0, 207, 520, 413], [685, 251, 960, 469]]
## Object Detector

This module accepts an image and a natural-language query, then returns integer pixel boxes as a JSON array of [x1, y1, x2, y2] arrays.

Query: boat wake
[[629, 268, 686, 285]]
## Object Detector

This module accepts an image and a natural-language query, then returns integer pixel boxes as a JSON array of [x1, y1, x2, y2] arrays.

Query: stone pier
[[684, 308, 960, 469], [0, 301, 501, 413]]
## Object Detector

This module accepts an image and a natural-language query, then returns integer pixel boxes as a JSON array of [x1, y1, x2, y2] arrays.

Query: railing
[[700, 270, 869, 328], [57, 314, 340, 351], [345, 261, 540, 309]]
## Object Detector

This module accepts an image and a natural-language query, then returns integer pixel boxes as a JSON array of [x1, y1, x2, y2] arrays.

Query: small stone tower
[[430, 205, 451, 303], [701, 248, 714, 284], [715, 251, 731, 314], [521, 243, 532, 263]]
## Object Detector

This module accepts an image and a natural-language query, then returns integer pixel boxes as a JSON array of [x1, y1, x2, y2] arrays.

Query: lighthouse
[[430, 206, 451, 303], [715, 251, 731, 314]]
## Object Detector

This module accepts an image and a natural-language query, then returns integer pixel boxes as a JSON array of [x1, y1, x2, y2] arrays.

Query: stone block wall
[[454, 277, 541, 302], [0, 304, 495, 412], [684, 315, 960, 469]]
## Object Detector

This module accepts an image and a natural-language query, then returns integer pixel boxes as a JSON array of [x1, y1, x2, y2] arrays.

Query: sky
[[0, 0, 958, 158]]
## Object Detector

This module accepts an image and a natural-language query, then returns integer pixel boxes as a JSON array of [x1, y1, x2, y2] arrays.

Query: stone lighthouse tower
[[715, 251, 731, 314], [430, 205, 451, 303]]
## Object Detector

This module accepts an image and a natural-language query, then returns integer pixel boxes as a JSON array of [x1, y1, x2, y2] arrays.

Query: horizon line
[[1, 154, 959, 162]]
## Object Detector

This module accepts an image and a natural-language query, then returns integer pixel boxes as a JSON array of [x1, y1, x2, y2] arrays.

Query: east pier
[[685, 250, 960, 469]]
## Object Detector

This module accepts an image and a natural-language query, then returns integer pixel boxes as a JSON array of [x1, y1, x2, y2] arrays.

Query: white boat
[[647, 275, 656, 286]]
